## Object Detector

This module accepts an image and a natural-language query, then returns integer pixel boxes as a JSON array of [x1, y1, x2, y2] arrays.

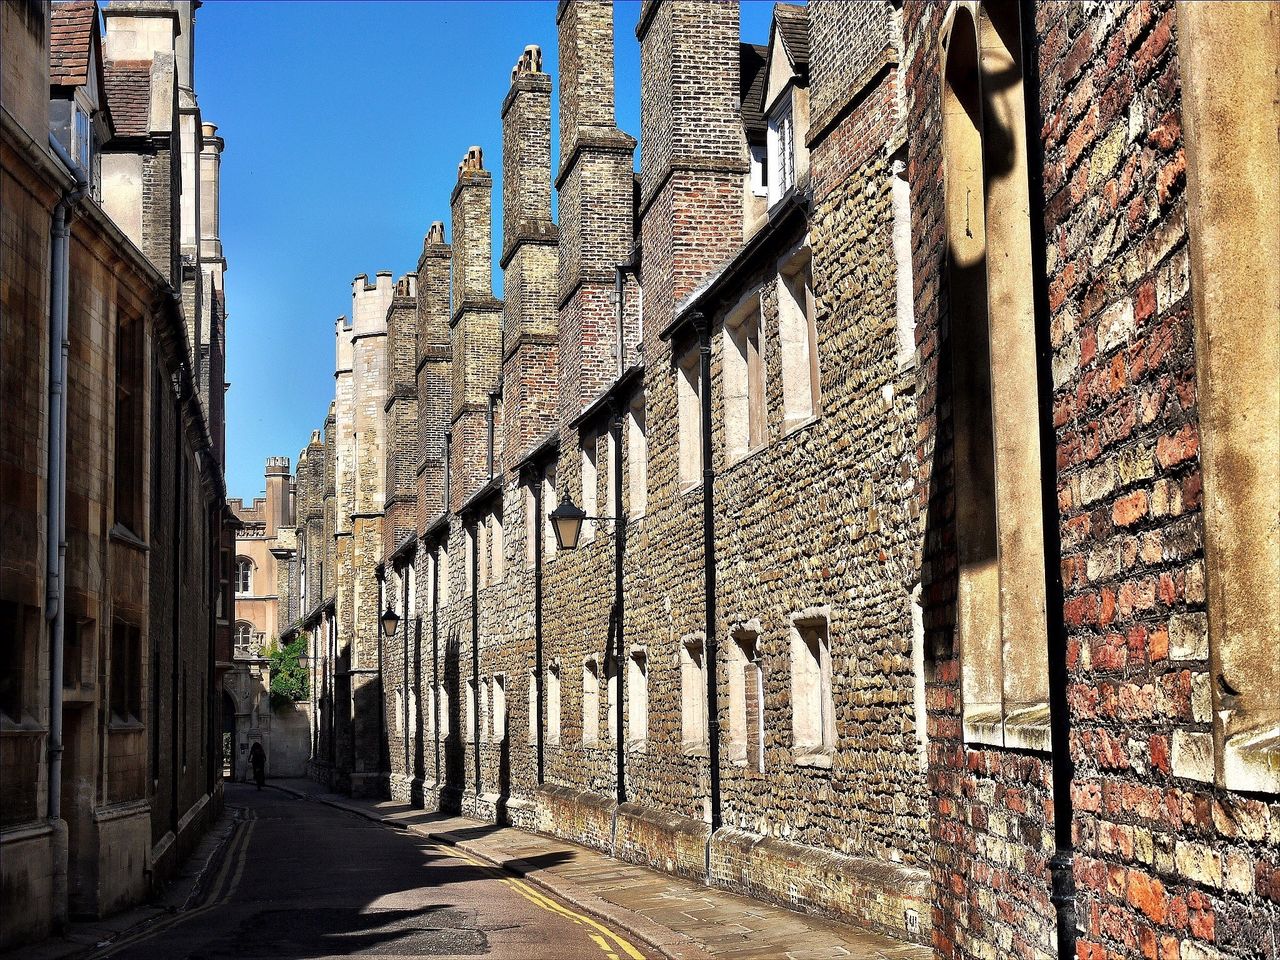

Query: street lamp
[[549, 497, 588, 552], [380, 605, 400, 638]]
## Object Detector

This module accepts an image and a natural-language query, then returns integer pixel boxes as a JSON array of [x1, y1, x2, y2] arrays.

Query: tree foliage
[[268, 635, 308, 710]]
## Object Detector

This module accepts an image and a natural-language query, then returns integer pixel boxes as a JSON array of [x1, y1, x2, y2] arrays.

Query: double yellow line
[[91, 809, 258, 957], [441, 843, 645, 960]]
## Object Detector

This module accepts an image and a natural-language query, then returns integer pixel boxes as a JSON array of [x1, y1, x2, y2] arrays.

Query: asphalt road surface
[[92, 783, 652, 960]]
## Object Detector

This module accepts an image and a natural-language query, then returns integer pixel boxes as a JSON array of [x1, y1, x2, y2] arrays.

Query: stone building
[[224, 457, 308, 780], [280, 2, 1278, 958], [0, 0, 232, 949]]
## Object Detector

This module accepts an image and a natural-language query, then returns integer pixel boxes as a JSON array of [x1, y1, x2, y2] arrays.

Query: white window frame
[[766, 93, 796, 206]]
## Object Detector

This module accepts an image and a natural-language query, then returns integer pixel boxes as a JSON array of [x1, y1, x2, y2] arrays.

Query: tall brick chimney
[[450, 149, 504, 511], [636, 0, 747, 336], [264, 456, 291, 538], [556, 1, 637, 425], [384, 276, 419, 559], [500, 44, 560, 470], [417, 222, 453, 529]]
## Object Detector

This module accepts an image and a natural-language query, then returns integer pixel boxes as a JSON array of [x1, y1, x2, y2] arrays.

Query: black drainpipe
[[1019, 2, 1075, 955], [530, 467, 545, 784], [376, 566, 387, 795], [693, 312, 721, 832], [402, 562, 410, 778], [171, 377, 184, 832], [610, 400, 626, 806], [470, 514, 481, 800], [432, 541, 441, 789]]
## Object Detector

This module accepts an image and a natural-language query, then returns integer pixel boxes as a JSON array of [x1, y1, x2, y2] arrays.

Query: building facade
[[277, 3, 1278, 958], [0, 0, 232, 948]]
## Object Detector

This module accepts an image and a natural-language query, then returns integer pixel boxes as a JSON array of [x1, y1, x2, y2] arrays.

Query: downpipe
[[45, 135, 87, 931], [694, 312, 722, 836]]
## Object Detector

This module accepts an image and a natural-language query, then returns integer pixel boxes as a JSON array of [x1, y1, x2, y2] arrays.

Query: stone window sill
[[1224, 726, 1280, 794], [963, 703, 1052, 753], [782, 413, 822, 439], [109, 716, 144, 733], [627, 739, 647, 754], [0, 717, 47, 735], [725, 440, 772, 473], [109, 523, 148, 552], [682, 742, 708, 757], [794, 749, 833, 769]]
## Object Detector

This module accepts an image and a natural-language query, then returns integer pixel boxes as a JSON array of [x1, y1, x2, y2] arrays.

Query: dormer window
[[71, 102, 92, 174], [767, 94, 796, 204]]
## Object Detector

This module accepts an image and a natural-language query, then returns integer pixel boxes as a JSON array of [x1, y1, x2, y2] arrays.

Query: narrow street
[[95, 785, 650, 960]]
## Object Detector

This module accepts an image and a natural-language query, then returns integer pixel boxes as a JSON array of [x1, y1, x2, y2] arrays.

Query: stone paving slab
[[268, 778, 931, 960]]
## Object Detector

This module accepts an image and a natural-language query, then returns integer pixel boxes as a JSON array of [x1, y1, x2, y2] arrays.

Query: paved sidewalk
[[269, 778, 931, 960]]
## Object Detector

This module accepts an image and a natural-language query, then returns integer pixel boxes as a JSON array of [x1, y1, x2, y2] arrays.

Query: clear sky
[[196, 0, 780, 502]]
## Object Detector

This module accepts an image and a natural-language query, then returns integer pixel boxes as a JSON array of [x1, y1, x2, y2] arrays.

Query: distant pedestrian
[[249, 742, 266, 790]]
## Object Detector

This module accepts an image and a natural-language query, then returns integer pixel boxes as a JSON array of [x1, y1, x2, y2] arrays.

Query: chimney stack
[[417, 222, 453, 530]]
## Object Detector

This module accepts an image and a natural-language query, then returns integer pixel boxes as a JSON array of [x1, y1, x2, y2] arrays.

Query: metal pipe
[[470, 517, 481, 800], [402, 565, 410, 778], [694, 312, 721, 832], [611, 402, 626, 806], [432, 543, 441, 790], [532, 470, 544, 784], [171, 376, 184, 830]]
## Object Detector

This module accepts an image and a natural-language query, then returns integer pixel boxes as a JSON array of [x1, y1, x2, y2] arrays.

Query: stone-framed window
[[408, 686, 418, 742], [438, 683, 450, 739], [527, 670, 538, 745], [405, 563, 416, 620], [0, 600, 39, 725], [465, 525, 476, 597], [233, 621, 253, 655], [476, 520, 487, 590], [466, 677, 477, 743], [480, 677, 490, 742], [890, 148, 916, 372], [110, 619, 143, 725], [604, 429, 619, 519], [582, 658, 600, 746], [1175, 0, 1280, 793], [580, 429, 598, 543], [766, 93, 796, 206], [628, 393, 647, 517], [547, 663, 561, 745], [394, 686, 404, 737], [542, 463, 558, 558], [234, 557, 253, 596], [605, 656, 618, 742], [941, 0, 1050, 751], [680, 635, 707, 753], [790, 613, 834, 764], [676, 348, 702, 490], [628, 647, 648, 750], [777, 245, 820, 431], [524, 478, 537, 568], [488, 509, 504, 583], [113, 311, 146, 537], [437, 544, 450, 607], [491, 673, 507, 743], [728, 626, 764, 772], [723, 289, 767, 463]]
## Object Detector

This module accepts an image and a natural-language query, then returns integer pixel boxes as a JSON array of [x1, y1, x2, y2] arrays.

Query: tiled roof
[[104, 61, 151, 137], [773, 3, 810, 75], [739, 44, 768, 142], [50, 1, 98, 87]]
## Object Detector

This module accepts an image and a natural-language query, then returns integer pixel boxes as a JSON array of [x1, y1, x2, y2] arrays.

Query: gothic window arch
[[941, 0, 1050, 749]]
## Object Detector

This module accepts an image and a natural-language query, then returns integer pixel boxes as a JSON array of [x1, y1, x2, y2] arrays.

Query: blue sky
[[197, 1, 779, 501]]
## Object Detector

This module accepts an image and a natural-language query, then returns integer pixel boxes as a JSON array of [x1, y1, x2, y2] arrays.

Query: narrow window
[[114, 314, 145, 535], [677, 350, 702, 489], [464, 527, 476, 597], [724, 292, 766, 462], [790, 618, 834, 758], [524, 479, 537, 568], [110, 620, 143, 723], [528, 670, 538, 745], [395, 687, 404, 736], [547, 665, 561, 745], [681, 637, 707, 752], [542, 464, 558, 558], [628, 394, 647, 517], [628, 648, 648, 749], [475, 521, 487, 590], [489, 509, 504, 582], [777, 249, 820, 429], [604, 429, 619, 517], [235, 558, 253, 595], [582, 659, 599, 745], [0, 601, 36, 723], [438, 546, 450, 607], [891, 152, 916, 371], [766, 94, 795, 205], [409, 685, 418, 742], [728, 630, 764, 772], [491, 674, 506, 743], [580, 430, 598, 543], [466, 677, 477, 742], [438, 684, 451, 739], [605, 656, 618, 742], [406, 563, 416, 620], [234, 621, 253, 655]]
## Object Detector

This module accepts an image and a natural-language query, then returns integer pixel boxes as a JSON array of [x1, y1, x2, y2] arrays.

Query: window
[[766, 95, 795, 205], [604, 429, 619, 517], [408, 686, 419, 742], [110, 620, 143, 723], [547, 665, 561, 745], [681, 637, 707, 752], [406, 563, 416, 620], [438, 546, 450, 607], [777, 248, 820, 429], [528, 670, 538, 745], [467, 524, 478, 595], [466, 677, 477, 742], [395, 687, 404, 736], [235, 558, 253, 595], [114, 314, 145, 535], [605, 656, 618, 742], [438, 684, 450, 739], [628, 394, 647, 516], [582, 660, 599, 745], [791, 617, 834, 760], [728, 630, 764, 771], [628, 648, 648, 748], [524, 479, 538, 568], [891, 152, 916, 371], [542, 464, 558, 557], [723, 291, 767, 462], [234, 621, 253, 654], [677, 349, 702, 489], [749, 142, 768, 198], [580, 430, 598, 542], [0, 601, 37, 724], [480, 677, 489, 741], [72, 102, 92, 174], [491, 674, 506, 742], [942, 2, 1050, 751], [488, 509, 504, 582]]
